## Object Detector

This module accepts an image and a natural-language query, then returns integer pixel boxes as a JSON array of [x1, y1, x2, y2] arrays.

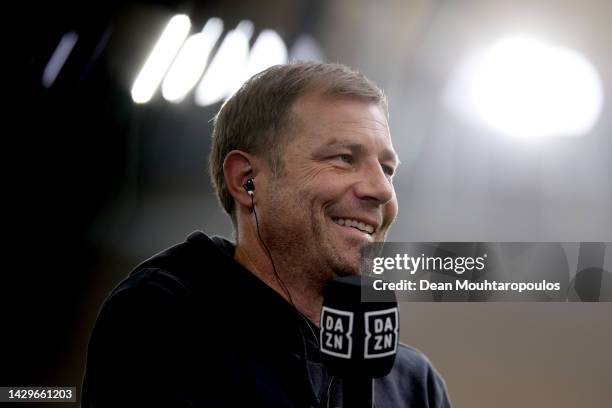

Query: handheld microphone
[[320, 275, 399, 408]]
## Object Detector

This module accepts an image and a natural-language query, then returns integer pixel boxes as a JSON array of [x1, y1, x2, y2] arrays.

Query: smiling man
[[82, 62, 450, 407]]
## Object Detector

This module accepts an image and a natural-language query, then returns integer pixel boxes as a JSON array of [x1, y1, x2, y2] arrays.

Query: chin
[[331, 255, 361, 277], [334, 268, 360, 278]]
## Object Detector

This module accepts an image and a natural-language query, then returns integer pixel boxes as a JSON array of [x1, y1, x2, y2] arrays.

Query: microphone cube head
[[320, 276, 399, 379]]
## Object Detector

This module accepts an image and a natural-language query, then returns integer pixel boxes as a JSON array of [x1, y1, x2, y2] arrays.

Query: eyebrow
[[320, 141, 400, 166]]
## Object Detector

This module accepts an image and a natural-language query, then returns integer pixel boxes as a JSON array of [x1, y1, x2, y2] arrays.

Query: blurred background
[[9, 0, 611, 406]]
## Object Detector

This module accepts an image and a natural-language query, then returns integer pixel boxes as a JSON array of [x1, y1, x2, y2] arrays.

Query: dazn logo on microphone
[[365, 308, 398, 358], [320, 307, 354, 358]]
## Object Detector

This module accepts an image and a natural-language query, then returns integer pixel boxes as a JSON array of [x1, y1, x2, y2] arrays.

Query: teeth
[[332, 218, 375, 234]]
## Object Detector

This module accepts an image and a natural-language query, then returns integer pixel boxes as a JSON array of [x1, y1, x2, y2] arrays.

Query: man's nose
[[354, 162, 394, 205]]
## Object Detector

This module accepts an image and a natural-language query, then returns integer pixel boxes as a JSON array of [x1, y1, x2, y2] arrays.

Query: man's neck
[[234, 242, 324, 326]]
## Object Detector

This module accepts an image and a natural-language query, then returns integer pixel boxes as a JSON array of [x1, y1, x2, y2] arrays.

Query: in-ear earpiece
[[243, 178, 255, 196]]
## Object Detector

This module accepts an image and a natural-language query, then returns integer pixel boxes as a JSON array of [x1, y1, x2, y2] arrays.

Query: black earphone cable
[[249, 192, 336, 406], [250, 193, 295, 307], [249, 194, 321, 346]]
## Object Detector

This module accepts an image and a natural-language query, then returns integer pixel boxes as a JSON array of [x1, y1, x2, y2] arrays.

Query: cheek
[[385, 197, 399, 223], [292, 161, 328, 183], [302, 171, 348, 203]]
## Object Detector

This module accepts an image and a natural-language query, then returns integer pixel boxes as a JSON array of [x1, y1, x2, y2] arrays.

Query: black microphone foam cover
[[320, 275, 399, 379]]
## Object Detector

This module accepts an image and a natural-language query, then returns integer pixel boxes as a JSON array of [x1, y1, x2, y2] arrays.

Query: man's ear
[[223, 150, 258, 210]]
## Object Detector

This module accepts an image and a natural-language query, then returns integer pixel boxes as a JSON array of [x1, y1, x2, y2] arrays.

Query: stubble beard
[[263, 198, 362, 298], [260, 180, 358, 293]]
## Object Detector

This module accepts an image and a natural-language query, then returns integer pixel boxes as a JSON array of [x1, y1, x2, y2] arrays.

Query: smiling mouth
[[331, 218, 375, 235]]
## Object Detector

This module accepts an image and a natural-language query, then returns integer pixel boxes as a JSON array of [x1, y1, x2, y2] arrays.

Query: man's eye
[[382, 164, 395, 177], [337, 154, 353, 163]]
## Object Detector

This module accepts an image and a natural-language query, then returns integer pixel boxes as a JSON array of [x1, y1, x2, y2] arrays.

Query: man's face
[[259, 92, 398, 280]]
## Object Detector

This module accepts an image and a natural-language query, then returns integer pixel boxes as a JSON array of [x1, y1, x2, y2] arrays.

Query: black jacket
[[82, 231, 451, 407]]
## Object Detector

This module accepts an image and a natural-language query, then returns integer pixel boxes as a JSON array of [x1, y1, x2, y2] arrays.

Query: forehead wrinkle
[[289, 98, 396, 163], [325, 117, 389, 133], [320, 118, 389, 145]]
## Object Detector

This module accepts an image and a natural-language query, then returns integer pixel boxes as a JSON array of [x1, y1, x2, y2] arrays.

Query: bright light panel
[[42, 31, 78, 88], [162, 18, 223, 103], [194, 20, 254, 107], [131, 14, 191, 104], [446, 37, 604, 139], [231, 29, 288, 94]]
